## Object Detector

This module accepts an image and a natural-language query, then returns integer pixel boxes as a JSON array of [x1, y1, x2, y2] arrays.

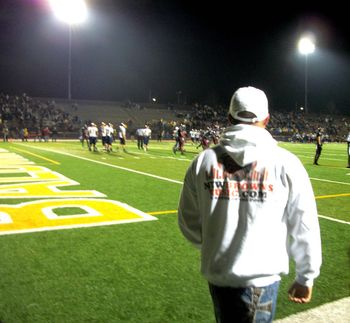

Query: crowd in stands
[[1, 92, 349, 144], [0, 93, 81, 140], [156, 103, 350, 143], [268, 111, 349, 143]]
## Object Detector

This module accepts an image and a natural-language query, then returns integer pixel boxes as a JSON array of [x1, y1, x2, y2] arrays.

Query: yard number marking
[[0, 149, 156, 235]]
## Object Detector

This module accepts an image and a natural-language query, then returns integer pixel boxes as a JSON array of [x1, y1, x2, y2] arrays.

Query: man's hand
[[288, 282, 313, 303]]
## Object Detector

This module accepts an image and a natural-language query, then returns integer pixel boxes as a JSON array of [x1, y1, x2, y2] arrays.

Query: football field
[[0, 139, 349, 322]]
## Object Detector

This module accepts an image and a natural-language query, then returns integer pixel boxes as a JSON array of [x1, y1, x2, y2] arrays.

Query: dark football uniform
[[313, 128, 322, 165], [347, 132, 350, 168]]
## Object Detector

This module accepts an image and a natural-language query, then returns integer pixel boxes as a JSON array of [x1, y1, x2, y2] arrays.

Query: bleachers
[[50, 98, 188, 128]]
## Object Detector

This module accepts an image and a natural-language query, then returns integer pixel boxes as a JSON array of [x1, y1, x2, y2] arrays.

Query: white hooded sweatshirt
[[178, 124, 322, 288]]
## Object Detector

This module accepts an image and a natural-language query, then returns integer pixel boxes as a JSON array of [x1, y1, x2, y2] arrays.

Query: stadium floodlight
[[49, 0, 87, 25], [298, 35, 315, 113], [49, 0, 87, 100]]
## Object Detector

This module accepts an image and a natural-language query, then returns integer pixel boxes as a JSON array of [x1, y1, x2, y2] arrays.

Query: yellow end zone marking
[[0, 199, 157, 235], [0, 180, 105, 198], [0, 165, 67, 183], [11, 147, 60, 165]]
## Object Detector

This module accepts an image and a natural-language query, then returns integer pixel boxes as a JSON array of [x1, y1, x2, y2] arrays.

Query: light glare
[[49, 0, 87, 25], [298, 37, 315, 55]]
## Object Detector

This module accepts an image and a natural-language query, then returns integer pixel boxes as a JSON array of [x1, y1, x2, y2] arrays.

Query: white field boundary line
[[12, 144, 184, 185]]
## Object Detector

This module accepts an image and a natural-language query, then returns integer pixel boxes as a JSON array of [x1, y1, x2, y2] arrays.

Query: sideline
[[275, 297, 350, 323]]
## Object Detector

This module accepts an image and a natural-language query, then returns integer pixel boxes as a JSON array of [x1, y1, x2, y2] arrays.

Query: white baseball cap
[[229, 86, 269, 123]]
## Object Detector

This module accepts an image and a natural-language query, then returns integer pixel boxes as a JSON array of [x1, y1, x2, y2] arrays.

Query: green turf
[[53, 207, 88, 216], [0, 140, 349, 322]]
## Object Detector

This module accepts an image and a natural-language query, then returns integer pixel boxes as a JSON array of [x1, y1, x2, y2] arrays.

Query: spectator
[[178, 86, 322, 323]]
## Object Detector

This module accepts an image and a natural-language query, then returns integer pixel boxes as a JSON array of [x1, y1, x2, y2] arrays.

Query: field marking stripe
[[0, 219, 156, 236], [10, 147, 60, 165], [295, 154, 345, 162], [12, 144, 183, 185], [316, 193, 350, 199], [149, 210, 178, 215], [310, 177, 350, 186], [318, 215, 350, 225], [149, 209, 350, 225]]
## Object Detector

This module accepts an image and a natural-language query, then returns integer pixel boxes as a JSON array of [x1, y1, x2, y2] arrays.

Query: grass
[[0, 139, 349, 322]]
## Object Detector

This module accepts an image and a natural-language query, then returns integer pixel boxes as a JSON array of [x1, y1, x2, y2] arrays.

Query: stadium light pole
[[298, 35, 315, 114], [49, 0, 87, 101]]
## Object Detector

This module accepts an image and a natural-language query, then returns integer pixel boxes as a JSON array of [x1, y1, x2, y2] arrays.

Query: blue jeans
[[209, 281, 280, 323]]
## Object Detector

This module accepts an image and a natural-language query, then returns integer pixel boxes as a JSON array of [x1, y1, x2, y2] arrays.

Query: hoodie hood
[[220, 124, 277, 167]]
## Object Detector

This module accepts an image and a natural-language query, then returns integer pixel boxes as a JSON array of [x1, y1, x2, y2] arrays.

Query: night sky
[[0, 1, 349, 114]]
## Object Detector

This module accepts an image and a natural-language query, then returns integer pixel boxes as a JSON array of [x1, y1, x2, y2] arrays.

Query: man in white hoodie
[[178, 86, 322, 323]]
